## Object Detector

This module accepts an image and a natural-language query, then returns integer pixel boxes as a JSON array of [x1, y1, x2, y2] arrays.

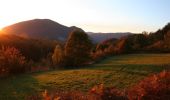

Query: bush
[[128, 71, 170, 100], [89, 84, 126, 100], [0, 46, 27, 76], [28, 71, 170, 100], [32, 84, 126, 100]]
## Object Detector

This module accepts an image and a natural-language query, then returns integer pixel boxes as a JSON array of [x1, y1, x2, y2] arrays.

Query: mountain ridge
[[2, 19, 133, 42], [2, 19, 80, 41]]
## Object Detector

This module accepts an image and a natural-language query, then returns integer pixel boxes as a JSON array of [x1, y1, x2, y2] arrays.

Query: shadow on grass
[[0, 74, 41, 100]]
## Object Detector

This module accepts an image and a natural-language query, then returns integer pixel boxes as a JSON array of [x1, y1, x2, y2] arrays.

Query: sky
[[0, 0, 170, 33]]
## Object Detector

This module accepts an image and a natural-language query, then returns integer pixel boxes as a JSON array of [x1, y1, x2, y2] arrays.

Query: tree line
[[0, 23, 170, 76], [92, 23, 170, 60]]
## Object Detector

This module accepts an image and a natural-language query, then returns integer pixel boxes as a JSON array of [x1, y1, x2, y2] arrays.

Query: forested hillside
[[92, 23, 170, 60], [0, 34, 59, 61]]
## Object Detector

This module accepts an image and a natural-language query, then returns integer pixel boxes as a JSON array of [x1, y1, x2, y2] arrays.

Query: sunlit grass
[[0, 53, 170, 99]]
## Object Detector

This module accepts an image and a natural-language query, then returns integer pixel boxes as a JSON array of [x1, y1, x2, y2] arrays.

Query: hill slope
[[0, 34, 59, 61], [2, 19, 132, 42], [2, 19, 79, 41]]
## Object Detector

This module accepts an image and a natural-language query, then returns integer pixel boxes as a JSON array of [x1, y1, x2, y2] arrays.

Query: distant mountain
[[87, 32, 133, 43], [2, 19, 80, 41], [2, 19, 133, 43]]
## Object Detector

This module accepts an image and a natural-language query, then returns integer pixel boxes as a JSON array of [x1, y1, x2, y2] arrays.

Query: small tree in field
[[0, 46, 26, 76], [52, 45, 64, 67], [64, 29, 92, 67]]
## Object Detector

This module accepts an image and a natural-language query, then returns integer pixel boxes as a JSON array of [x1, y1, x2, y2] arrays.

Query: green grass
[[0, 54, 170, 99]]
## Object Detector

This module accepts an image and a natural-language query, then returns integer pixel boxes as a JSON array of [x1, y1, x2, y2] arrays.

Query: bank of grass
[[0, 54, 170, 99]]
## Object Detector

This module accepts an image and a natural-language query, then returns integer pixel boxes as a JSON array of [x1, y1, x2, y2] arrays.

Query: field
[[0, 54, 170, 99]]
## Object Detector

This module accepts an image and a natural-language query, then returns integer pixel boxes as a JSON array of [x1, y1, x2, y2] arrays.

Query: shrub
[[89, 84, 126, 100], [128, 71, 170, 100], [38, 84, 126, 100], [0, 46, 27, 76], [42, 90, 89, 100], [28, 71, 170, 100]]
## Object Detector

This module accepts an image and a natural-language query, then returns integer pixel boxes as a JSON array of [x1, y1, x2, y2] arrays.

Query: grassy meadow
[[0, 54, 170, 99]]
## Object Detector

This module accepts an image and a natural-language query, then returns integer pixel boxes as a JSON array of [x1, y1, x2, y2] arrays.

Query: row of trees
[[92, 23, 170, 61], [52, 22, 170, 65], [0, 29, 93, 77]]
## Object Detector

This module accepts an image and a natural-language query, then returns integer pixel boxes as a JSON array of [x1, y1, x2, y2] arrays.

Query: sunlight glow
[[0, 0, 169, 32]]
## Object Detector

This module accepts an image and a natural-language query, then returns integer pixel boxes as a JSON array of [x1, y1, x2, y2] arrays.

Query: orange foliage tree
[[0, 46, 27, 76]]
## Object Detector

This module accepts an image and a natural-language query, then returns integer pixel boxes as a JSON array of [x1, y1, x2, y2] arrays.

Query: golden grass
[[0, 53, 170, 99]]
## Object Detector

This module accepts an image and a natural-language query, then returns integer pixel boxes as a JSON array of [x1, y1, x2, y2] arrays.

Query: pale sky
[[0, 0, 170, 33]]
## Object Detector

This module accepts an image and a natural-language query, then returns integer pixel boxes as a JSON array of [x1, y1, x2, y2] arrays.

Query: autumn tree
[[113, 38, 132, 54], [52, 45, 64, 67], [64, 29, 92, 67], [0, 46, 26, 76]]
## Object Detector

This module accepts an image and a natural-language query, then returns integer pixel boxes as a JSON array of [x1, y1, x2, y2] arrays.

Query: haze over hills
[[87, 32, 133, 43], [2, 19, 133, 42], [2, 19, 80, 41]]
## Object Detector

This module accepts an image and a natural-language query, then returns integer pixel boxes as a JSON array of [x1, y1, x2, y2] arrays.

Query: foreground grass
[[0, 54, 170, 99]]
